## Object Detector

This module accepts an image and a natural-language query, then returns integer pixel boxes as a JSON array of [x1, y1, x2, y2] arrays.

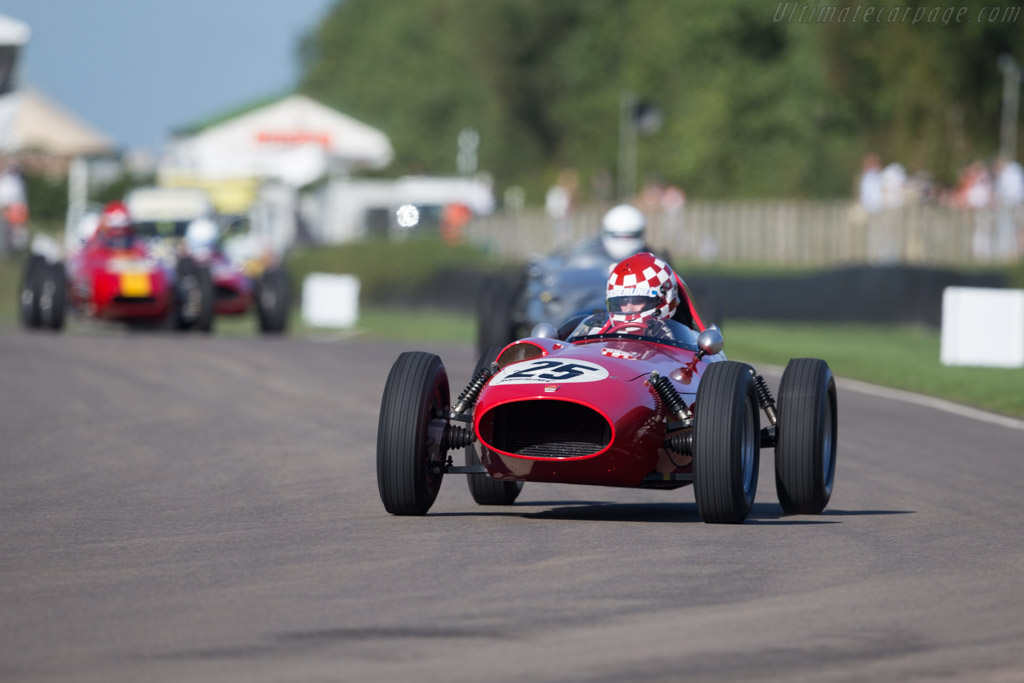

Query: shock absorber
[[648, 370, 692, 422], [442, 423, 476, 450], [453, 365, 493, 415], [664, 429, 693, 456], [752, 373, 778, 426]]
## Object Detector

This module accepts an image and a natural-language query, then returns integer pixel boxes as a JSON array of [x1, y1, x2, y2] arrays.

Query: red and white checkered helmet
[[606, 252, 678, 323]]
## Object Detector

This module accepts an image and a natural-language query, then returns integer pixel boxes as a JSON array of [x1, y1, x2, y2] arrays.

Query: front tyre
[[774, 358, 837, 515], [466, 345, 524, 505], [175, 259, 215, 333], [40, 262, 67, 331], [476, 274, 519, 356], [693, 361, 760, 524], [19, 255, 45, 329], [377, 352, 451, 515]]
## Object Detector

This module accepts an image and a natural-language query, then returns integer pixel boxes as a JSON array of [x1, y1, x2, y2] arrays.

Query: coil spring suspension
[[664, 429, 693, 456], [453, 366, 493, 414], [648, 370, 691, 421], [752, 373, 778, 425], [442, 423, 476, 450]]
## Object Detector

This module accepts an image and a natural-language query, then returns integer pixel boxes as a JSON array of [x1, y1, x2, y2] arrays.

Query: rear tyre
[[193, 265, 215, 333], [693, 361, 760, 524], [377, 352, 450, 515], [466, 345, 524, 505], [774, 358, 837, 515], [19, 254, 45, 329], [256, 267, 291, 335]]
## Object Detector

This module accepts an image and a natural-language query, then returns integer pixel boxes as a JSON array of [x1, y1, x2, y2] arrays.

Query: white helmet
[[185, 217, 219, 257], [601, 204, 646, 261]]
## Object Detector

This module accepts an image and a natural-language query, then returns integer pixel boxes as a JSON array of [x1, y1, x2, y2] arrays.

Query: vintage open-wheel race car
[[377, 314, 837, 524]]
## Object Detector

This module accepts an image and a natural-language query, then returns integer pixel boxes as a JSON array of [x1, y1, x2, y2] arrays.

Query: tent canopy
[[162, 94, 394, 187]]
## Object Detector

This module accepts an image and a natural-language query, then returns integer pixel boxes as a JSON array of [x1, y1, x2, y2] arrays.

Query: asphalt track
[[2, 329, 1023, 682]]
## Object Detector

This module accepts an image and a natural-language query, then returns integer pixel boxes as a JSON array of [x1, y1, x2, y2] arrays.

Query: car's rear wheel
[[693, 361, 760, 524], [19, 254, 45, 329], [774, 358, 837, 515], [256, 267, 291, 335], [466, 345, 524, 505], [377, 352, 450, 515]]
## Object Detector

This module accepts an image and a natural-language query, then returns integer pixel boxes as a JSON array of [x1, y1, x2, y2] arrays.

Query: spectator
[[545, 168, 579, 246], [995, 156, 1024, 205], [880, 162, 907, 209], [858, 153, 883, 213], [0, 160, 29, 256], [995, 156, 1024, 259]]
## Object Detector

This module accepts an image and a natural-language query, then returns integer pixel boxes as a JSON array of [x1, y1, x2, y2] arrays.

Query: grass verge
[[722, 320, 1024, 419]]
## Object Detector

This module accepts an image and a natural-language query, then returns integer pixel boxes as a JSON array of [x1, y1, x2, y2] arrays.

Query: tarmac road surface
[[2, 330, 1023, 682]]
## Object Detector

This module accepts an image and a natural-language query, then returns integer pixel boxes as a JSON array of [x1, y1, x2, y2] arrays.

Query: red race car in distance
[[20, 202, 214, 332], [180, 216, 291, 335]]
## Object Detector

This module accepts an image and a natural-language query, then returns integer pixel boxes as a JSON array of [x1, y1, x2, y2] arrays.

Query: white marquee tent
[[160, 94, 394, 188]]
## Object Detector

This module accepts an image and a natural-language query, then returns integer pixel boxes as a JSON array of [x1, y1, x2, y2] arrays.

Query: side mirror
[[531, 322, 559, 339], [696, 328, 724, 359]]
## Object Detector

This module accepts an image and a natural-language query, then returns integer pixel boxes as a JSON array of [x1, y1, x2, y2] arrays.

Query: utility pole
[[617, 91, 637, 201], [998, 54, 1021, 162]]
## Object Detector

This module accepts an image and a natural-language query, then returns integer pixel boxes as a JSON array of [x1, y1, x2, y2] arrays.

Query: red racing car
[[180, 216, 291, 335], [378, 319, 838, 524], [378, 279, 838, 524], [20, 202, 214, 332]]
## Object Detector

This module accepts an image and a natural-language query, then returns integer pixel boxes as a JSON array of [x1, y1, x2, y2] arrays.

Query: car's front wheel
[[175, 258, 214, 333], [476, 274, 520, 355], [774, 358, 837, 515], [693, 361, 760, 524], [377, 352, 450, 515], [19, 254, 45, 329], [40, 262, 67, 331]]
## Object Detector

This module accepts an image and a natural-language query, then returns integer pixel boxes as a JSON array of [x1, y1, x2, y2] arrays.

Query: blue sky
[[2, 0, 337, 151]]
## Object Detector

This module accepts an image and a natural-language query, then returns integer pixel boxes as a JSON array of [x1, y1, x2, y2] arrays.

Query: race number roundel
[[491, 358, 609, 385]]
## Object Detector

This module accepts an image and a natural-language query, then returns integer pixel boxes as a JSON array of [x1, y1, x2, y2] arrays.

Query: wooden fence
[[463, 201, 1024, 267]]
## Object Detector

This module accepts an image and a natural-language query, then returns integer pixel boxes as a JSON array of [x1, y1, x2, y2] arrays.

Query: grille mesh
[[488, 400, 610, 458]]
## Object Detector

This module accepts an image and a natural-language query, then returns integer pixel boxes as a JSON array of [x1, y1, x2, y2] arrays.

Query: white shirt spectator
[[880, 163, 907, 209], [996, 160, 1024, 205], [0, 168, 26, 207]]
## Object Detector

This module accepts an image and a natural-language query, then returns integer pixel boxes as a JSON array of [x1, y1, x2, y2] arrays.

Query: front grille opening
[[216, 286, 240, 301], [488, 400, 610, 458]]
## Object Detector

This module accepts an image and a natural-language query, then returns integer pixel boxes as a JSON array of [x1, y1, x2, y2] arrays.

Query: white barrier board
[[301, 273, 360, 329], [940, 287, 1024, 367]]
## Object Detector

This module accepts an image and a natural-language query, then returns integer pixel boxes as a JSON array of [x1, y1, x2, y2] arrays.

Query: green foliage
[[298, 0, 1023, 199], [23, 172, 68, 222]]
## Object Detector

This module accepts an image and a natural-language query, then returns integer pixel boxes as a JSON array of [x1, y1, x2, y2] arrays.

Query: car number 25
[[491, 359, 609, 385]]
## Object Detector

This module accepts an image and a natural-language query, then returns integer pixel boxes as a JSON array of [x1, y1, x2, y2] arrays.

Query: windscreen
[[566, 311, 699, 350]]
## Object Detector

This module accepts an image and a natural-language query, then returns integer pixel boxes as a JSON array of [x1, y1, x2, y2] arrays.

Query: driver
[[575, 252, 707, 340], [599, 251, 680, 339], [91, 201, 140, 252], [600, 203, 648, 261]]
